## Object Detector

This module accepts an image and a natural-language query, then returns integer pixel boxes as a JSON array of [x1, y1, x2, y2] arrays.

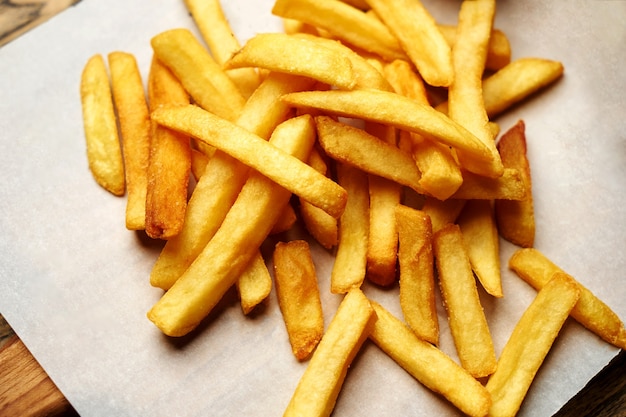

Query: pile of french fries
[[79, 0, 626, 416]]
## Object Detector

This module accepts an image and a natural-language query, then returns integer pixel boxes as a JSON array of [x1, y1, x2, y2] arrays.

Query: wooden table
[[0, 1, 624, 416]]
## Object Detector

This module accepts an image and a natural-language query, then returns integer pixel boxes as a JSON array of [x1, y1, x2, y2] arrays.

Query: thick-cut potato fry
[[236, 251, 272, 315], [284, 288, 375, 417], [451, 168, 527, 200], [438, 25, 511, 71], [365, 0, 453, 87], [80, 54, 125, 196], [448, 0, 503, 179], [509, 248, 626, 349], [457, 199, 502, 297], [272, 0, 406, 62], [225, 33, 357, 90], [486, 272, 580, 417], [147, 115, 317, 336], [283, 89, 492, 165], [494, 120, 535, 248], [316, 116, 423, 194], [331, 163, 369, 294], [107, 51, 151, 230], [150, 73, 315, 290], [145, 57, 191, 240], [183, 0, 261, 98], [273, 240, 324, 361], [433, 224, 497, 378], [151, 105, 347, 219], [369, 301, 491, 417], [421, 198, 466, 233], [395, 205, 438, 345], [151, 28, 245, 121]]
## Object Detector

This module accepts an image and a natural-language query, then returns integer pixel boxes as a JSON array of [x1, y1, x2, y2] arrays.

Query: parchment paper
[[0, 0, 624, 416]]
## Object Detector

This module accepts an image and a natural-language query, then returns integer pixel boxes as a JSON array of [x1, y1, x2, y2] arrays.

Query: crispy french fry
[[509, 248, 626, 349], [272, 0, 406, 62], [273, 240, 324, 360], [150, 73, 315, 290], [365, 0, 453, 87], [80, 54, 125, 196], [284, 288, 375, 417], [494, 120, 535, 247], [451, 168, 527, 201], [151, 28, 245, 121], [331, 163, 369, 294], [225, 33, 357, 90], [395, 205, 439, 345], [433, 224, 497, 378], [145, 57, 192, 240], [438, 25, 511, 71], [236, 251, 272, 315], [283, 89, 492, 166], [151, 105, 347, 219], [369, 301, 491, 417], [183, 0, 261, 98], [107, 51, 151, 230], [147, 114, 317, 336], [421, 198, 466, 234], [457, 199, 502, 297], [486, 272, 580, 417]]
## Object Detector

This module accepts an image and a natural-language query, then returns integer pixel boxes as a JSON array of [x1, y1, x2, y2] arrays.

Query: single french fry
[[236, 251, 272, 315], [183, 0, 261, 98], [151, 28, 245, 121], [147, 114, 317, 336], [284, 288, 375, 417], [448, 0, 504, 179], [80, 54, 125, 196], [365, 0, 453, 87], [107, 51, 151, 230], [315, 116, 423, 194], [509, 248, 626, 349], [150, 73, 315, 290], [438, 25, 511, 71], [369, 301, 491, 417], [331, 163, 369, 294], [225, 33, 357, 90], [451, 168, 527, 201], [145, 57, 192, 240], [151, 105, 347, 219], [395, 205, 439, 345], [421, 198, 466, 234], [433, 224, 497, 378], [282, 89, 493, 166], [486, 272, 580, 417], [457, 199, 502, 297], [272, 0, 406, 62], [273, 240, 324, 361], [495, 120, 535, 248]]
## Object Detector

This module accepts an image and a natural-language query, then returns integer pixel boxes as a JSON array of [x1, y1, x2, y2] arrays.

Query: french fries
[[236, 251, 272, 315]]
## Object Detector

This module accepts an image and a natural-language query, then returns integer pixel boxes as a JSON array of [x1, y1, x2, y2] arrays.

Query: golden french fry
[[451, 167, 527, 200], [486, 272, 580, 417], [457, 199, 502, 297], [273, 240, 324, 360], [271, 204, 298, 235], [151, 105, 347, 219], [331, 163, 369, 294], [80, 54, 125, 196], [494, 120, 535, 248], [369, 301, 491, 417], [183, 0, 261, 98], [421, 198, 466, 234], [272, 0, 406, 62], [433, 224, 497, 378], [282, 89, 493, 166], [365, 0, 453, 87], [145, 57, 192, 240], [225, 33, 357, 90], [236, 251, 272, 315], [147, 114, 317, 336], [438, 25, 511, 71], [107, 51, 151, 229], [395, 205, 439, 345], [150, 73, 315, 290], [151, 28, 245, 121], [509, 248, 626, 349], [284, 288, 375, 417]]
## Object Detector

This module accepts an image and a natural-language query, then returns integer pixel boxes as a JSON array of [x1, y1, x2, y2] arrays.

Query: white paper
[[0, 0, 624, 416]]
